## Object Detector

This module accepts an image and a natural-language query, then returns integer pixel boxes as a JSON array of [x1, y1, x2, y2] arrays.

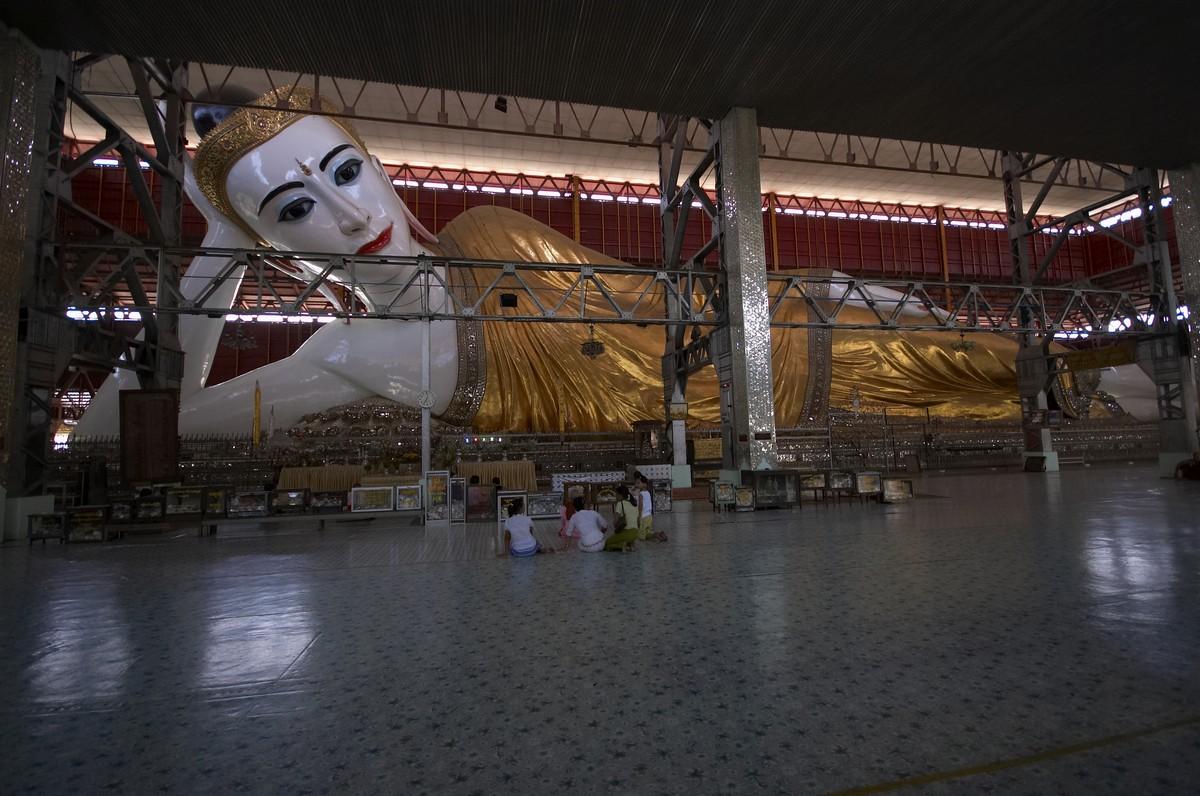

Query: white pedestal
[[670, 464, 692, 489]]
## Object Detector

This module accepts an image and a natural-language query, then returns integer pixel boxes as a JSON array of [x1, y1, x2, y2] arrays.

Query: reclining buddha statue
[[74, 87, 1157, 437]]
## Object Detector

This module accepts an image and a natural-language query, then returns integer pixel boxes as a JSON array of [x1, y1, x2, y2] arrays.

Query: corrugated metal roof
[[6, 0, 1199, 167]]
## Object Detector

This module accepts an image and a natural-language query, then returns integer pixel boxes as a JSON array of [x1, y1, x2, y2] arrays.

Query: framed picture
[[449, 477, 466, 523], [799, 472, 827, 490], [828, 471, 854, 491], [395, 484, 423, 512], [425, 470, 450, 522], [651, 480, 673, 513], [203, 487, 229, 517], [164, 487, 204, 516], [593, 483, 622, 506], [855, 471, 882, 495], [109, 500, 133, 522], [734, 486, 755, 511], [272, 489, 309, 513], [526, 491, 562, 520], [466, 485, 496, 521], [310, 491, 347, 513], [350, 486, 394, 513], [229, 491, 271, 518], [135, 496, 165, 521], [882, 478, 914, 503], [713, 481, 736, 506], [66, 506, 107, 543]]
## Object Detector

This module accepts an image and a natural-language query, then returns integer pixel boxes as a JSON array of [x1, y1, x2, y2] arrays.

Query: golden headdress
[[194, 86, 368, 236]]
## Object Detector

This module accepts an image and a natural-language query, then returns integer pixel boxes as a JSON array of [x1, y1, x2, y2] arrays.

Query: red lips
[[356, 223, 392, 255]]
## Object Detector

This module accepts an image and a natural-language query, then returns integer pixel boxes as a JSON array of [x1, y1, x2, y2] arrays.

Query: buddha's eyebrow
[[319, 144, 352, 172], [258, 181, 304, 215]]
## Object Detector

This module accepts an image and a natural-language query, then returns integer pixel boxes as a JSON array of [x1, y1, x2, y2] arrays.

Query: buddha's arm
[[178, 353, 371, 435]]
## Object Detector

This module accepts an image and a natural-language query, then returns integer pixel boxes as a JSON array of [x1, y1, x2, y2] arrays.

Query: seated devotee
[[503, 499, 541, 557], [604, 486, 640, 552], [565, 496, 609, 553], [634, 476, 667, 542]]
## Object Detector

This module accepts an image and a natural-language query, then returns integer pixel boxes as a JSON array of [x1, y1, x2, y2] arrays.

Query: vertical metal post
[[570, 175, 581, 242], [657, 114, 692, 481], [715, 107, 777, 471], [420, 260, 432, 474], [935, 205, 952, 311], [1002, 151, 1057, 471]]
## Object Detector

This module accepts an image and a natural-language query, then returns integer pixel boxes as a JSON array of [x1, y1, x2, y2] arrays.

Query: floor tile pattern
[[1, 466, 1198, 794]]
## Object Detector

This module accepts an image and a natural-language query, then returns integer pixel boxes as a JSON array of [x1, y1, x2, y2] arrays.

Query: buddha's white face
[[226, 116, 418, 296]]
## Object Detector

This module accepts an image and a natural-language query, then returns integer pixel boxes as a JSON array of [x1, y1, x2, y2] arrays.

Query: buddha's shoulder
[[436, 205, 621, 266]]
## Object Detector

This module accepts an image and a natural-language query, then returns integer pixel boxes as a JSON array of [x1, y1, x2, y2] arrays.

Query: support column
[[715, 107, 777, 472], [1001, 151, 1058, 471], [1166, 164, 1200, 434], [3, 38, 71, 503]]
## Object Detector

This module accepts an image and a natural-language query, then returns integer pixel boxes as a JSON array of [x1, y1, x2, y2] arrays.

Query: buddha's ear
[[373, 154, 439, 245]]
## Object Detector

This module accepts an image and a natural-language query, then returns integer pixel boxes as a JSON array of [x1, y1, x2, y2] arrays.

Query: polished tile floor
[[1, 465, 1198, 794]]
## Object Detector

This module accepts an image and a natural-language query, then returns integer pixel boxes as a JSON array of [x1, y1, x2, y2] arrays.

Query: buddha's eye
[[334, 158, 362, 186], [278, 198, 315, 223]]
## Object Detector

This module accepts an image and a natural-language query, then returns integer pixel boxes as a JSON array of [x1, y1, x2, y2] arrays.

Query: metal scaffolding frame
[[55, 242, 1166, 335], [1002, 151, 1198, 459]]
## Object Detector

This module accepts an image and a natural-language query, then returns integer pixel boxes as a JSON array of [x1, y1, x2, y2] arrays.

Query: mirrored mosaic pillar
[[715, 107, 777, 471], [1167, 164, 1200, 444]]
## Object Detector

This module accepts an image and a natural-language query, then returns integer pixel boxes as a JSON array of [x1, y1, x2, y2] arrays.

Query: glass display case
[[134, 495, 166, 521], [424, 470, 450, 522], [525, 491, 562, 519], [66, 506, 108, 543], [272, 489, 309, 513], [28, 513, 66, 544], [109, 499, 134, 522], [740, 470, 799, 508], [228, 491, 272, 518], [828, 471, 855, 493], [734, 486, 756, 512], [203, 487, 229, 517], [350, 486, 394, 513], [854, 471, 883, 497], [651, 480, 673, 513], [712, 481, 736, 510], [310, 491, 347, 513], [164, 487, 205, 517], [394, 484, 423, 512], [449, 477, 466, 523], [882, 478, 914, 503]]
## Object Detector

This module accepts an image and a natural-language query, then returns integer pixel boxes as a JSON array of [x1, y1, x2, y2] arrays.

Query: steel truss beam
[[52, 243, 1164, 338], [72, 59, 1132, 196]]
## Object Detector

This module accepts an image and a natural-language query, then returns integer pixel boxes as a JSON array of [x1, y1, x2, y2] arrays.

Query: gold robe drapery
[[435, 206, 1019, 432]]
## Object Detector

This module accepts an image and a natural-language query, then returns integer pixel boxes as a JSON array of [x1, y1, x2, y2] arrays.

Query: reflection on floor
[[1, 465, 1198, 794]]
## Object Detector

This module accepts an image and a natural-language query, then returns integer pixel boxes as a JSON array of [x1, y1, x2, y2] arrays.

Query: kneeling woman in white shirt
[[504, 500, 541, 557], [565, 496, 610, 552]]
